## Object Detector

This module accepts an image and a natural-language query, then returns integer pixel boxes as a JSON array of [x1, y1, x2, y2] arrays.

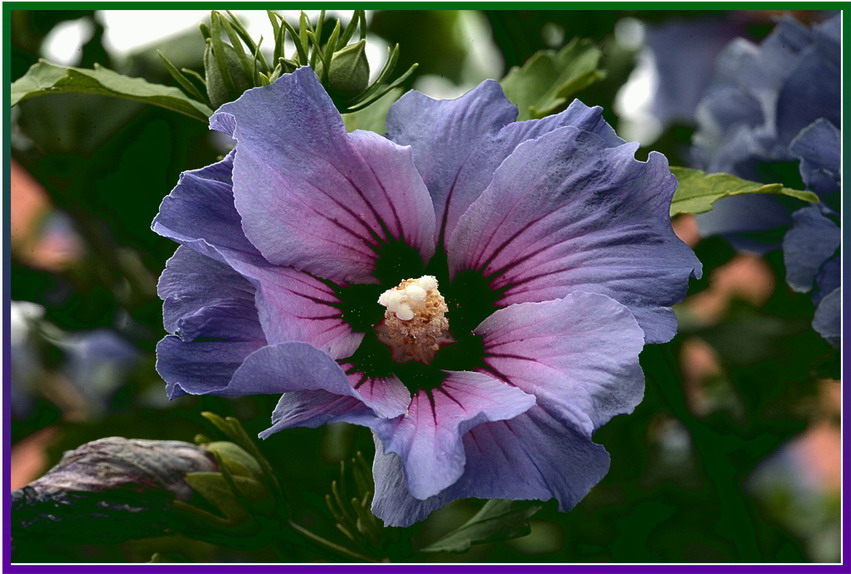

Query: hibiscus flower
[[153, 67, 700, 526], [692, 14, 840, 346]]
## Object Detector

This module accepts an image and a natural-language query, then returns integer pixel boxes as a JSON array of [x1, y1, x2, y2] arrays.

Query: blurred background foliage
[[8, 8, 841, 564]]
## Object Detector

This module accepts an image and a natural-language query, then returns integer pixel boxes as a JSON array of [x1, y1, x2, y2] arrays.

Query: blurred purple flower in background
[[10, 302, 141, 420], [645, 17, 746, 130], [692, 14, 840, 346], [152, 67, 700, 526]]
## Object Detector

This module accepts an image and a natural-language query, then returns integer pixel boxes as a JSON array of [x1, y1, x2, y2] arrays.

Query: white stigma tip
[[377, 275, 440, 321], [376, 275, 450, 364]]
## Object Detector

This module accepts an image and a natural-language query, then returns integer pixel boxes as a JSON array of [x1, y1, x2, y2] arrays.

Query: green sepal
[[500, 38, 605, 121], [323, 451, 386, 557], [204, 441, 263, 480], [11, 60, 213, 122], [182, 472, 255, 525], [669, 167, 820, 217], [199, 412, 288, 515], [172, 457, 276, 549], [224, 10, 268, 71], [157, 50, 209, 105], [172, 480, 271, 550], [190, 469, 272, 513]]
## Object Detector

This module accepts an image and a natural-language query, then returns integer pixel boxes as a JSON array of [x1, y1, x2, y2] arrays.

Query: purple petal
[[694, 193, 797, 254], [156, 338, 264, 399], [437, 100, 623, 246], [342, 366, 412, 421], [475, 292, 645, 433], [249, 267, 362, 360], [775, 16, 840, 145], [233, 342, 409, 419], [152, 151, 265, 268], [211, 67, 436, 284], [158, 246, 258, 336], [259, 391, 376, 439], [155, 247, 266, 399], [812, 287, 840, 347], [499, 99, 623, 148], [154, 152, 363, 358], [813, 255, 840, 307], [713, 22, 808, 97], [789, 119, 841, 206], [449, 126, 701, 343], [371, 371, 535, 500], [372, 405, 609, 527], [645, 18, 746, 126], [692, 91, 767, 176], [691, 16, 836, 181], [388, 82, 623, 245], [783, 205, 840, 293], [386, 80, 517, 244]]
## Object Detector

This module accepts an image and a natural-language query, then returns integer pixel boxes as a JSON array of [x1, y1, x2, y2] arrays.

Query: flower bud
[[326, 39, 370, 100], [170, 441, 279, 549], [204, 38, 254, 109]]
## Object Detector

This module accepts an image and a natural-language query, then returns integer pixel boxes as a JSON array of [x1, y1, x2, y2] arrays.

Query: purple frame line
[[3, 6, 848, 574], [2, 563, 851, 573]]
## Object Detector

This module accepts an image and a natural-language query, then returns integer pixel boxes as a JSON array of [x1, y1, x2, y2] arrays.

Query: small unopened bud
[[204, 38, 254, 109], [326, 39, 370, 99], [172, 440, 278, 548]]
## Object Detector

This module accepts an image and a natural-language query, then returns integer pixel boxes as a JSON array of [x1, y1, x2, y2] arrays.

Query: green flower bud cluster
[[325, 451, 383, 551], [159, 10, 417, 113], [175, 413, 385, 561], [171, 412, 285, 550]]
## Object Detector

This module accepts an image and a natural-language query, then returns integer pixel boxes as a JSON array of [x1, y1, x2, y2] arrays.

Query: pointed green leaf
[[339, 10, 363, 46], [419, 499, 542, 553], [225, 10, 267, 71], [268, 11, 283, 62], [157, 50, 209, 105], [670, 167, 820, 217], [12, 60, 213, 121], [342, 88, 402, 133], [500, 38, 605, 121]]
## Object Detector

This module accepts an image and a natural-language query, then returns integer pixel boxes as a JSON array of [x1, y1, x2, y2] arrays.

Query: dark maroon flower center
[[330, 239, 502, 394]]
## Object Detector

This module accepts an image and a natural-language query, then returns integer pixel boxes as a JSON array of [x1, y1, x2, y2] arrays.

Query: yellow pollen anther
[[376, 275, 450, 363]]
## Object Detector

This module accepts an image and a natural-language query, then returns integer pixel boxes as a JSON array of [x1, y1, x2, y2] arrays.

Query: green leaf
[[419, 499, 542, 553], [670, 167, 820, 217], [500, 38, 605, 121], [12, 60, 213, 122]]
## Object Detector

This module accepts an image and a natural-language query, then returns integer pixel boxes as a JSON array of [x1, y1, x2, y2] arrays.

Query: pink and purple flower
[[153, 67, 700, 526]]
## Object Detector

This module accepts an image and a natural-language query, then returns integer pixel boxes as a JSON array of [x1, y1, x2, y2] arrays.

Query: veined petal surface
[[475, 292, 645, 433], [371, 371, 535, 500], [211, 67, 436, 284], [449, 126, 700, 343], [388, 82, 623, 245], [372, 405, 610, 527]]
